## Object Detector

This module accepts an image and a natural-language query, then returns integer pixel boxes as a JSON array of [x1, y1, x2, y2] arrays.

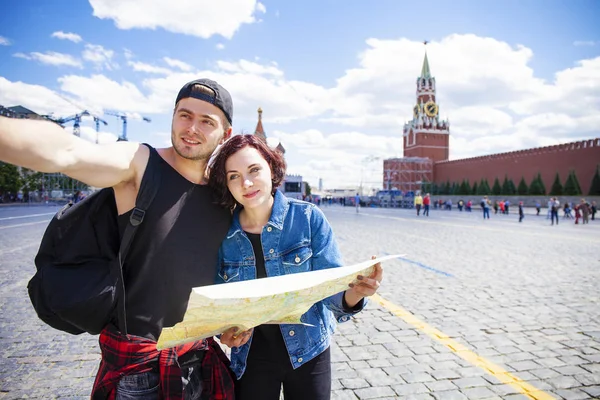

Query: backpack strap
[[115, 144, 161, 335]]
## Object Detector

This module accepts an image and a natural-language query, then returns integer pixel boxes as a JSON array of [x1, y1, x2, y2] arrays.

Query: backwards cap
[[175, 78, 233, 125]]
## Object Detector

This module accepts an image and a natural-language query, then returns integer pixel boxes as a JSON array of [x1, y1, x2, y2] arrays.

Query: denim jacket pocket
[[218, 263, 241, 283], [281, 245, 312, 273]]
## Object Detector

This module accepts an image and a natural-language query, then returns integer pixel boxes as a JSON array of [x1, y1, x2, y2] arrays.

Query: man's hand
[[220, 327, 253, 348], [344, 255, 384, 308]]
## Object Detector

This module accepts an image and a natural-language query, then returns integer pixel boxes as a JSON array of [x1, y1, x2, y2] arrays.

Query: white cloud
[[13, 51, 83, 68], [57, 74, 163, 114], [163, 57, 193, 72], [89, 0, 267, 39], [0, 76, 81, 116], [0, 36, 11, 46], [51, 31, 83, 43], [216, 43, 225, 50], [128, 61, 172, 75], [123, 48, 135, 60], [216, 59, 283, 77], [573, 41, 596, 46], [82, 44, 118, 70]]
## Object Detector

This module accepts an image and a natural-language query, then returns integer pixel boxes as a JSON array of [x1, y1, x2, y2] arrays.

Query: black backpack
[[27, 146, 160, 335]]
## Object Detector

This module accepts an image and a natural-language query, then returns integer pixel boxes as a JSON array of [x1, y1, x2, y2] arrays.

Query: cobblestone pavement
[[0, 205, 599, 399]]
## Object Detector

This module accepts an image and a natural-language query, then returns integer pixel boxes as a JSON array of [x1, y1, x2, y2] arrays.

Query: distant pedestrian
[[580, 199, 590, 224], [481, 196, 490, 219], [355, 192, 360, 213], [551, 197, 559, 225], [414, 193, 423, 216], [591, 201, 597, 221], [504, 200, 510, 214], [518, 201, 524, 223], [535, 201, 541, 216], [423, 193, 430, 216]]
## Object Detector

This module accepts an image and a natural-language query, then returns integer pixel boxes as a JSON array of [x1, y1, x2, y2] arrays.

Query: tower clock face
[[424, 101, 438, 117], [413, 105, 420, 118]]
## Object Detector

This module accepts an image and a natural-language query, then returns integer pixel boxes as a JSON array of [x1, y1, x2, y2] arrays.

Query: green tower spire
[[420, 52, 431, 79]]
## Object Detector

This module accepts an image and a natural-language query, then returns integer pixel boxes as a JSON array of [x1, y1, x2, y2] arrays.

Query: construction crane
[[50, 111, 108, 143], [104, 111, 151, 141]]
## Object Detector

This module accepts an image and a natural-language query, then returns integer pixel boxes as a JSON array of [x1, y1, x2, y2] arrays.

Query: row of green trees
[[422, 166, 600, 197], [0, 162, 88, 200]]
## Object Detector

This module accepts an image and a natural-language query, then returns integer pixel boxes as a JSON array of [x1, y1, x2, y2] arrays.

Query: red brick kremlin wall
[[433, 139, 600, 195]]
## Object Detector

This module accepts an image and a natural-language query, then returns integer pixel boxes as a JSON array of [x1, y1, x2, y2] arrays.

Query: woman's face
[[225, 146, 274, 210]]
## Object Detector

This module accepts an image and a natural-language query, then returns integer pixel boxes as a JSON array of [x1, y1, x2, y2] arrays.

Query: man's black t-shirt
[[118, 146, 231, 340]]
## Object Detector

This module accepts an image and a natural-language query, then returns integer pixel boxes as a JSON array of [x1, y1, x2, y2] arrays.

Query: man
[[422, 193, 430, 216], [355, 192, 360, 213], [481, 196, 490, 219], [0, 79, 237, 399], [551, 197, 560, 226], [414, 192, 423, 216]]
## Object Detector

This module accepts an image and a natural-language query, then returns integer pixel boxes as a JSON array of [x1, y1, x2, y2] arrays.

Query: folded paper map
[[157, 254, 403, 350]]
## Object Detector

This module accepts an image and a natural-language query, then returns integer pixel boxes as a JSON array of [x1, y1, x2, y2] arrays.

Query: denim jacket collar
[[226, 190, 289, 239]]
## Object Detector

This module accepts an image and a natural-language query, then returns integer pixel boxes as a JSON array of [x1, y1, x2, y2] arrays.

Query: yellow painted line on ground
[[372, 293, 556, 400]]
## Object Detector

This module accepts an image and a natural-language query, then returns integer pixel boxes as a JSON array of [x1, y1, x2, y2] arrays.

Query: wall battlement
[[436, 138, 600, 166]]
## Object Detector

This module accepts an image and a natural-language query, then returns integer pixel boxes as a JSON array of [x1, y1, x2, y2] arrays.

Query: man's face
[[171, 97, 232, 161]]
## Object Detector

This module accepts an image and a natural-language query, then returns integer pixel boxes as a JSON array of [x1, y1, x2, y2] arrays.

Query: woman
[[208, 135, 383, 400]]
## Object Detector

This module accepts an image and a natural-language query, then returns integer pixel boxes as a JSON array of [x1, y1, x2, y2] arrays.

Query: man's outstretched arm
[[0, 116, 143, 188]]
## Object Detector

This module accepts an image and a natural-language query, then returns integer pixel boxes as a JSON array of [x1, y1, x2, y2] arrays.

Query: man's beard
[[171, 131, 216, 161]]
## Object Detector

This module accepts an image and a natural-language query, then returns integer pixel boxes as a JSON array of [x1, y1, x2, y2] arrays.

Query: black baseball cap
[[175, 78, 233, 125]]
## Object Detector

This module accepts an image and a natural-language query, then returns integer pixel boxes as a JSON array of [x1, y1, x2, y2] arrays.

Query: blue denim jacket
[[215, 190, 364, 379]]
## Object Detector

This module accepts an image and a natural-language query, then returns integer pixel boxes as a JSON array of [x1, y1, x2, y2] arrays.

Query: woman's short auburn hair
[[208, 134, 287, 209]]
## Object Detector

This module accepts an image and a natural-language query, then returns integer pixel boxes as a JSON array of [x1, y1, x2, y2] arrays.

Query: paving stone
[[535, 357, 566, 368], [580, 363, 600, 374], [400, 395, 435, 400], [366, 359, 392, 368], [391, 382, 429, 396], [575, 372, 600, 386], [356, 368, 400, 386], [489, 384, 521, 397], [424, 379, 457, 392], [340, 378, 370, 389], [401, 372, 436, 384], [460, 386, 497, 399], [430, 369, 461, 380], [529, 368, 562, 380], [506, 360, 543, 371], [331, 390, 359, 400], [546, 376, 584, 390], [354, 386, 397, 399], [451, 377, 489, 389], [332, 379, 343, 390], [431, 390, 468, 400], [348, 361, 371, 370], [552, 365, 590, 376], [553, 388, 592, 400], [580, 386, 600, 398]]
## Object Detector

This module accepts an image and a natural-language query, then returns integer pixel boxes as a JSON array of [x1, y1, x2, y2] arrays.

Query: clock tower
[[403, 51, 450, 162]]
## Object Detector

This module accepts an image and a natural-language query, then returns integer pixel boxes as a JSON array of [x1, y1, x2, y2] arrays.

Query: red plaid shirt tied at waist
[[92, 325, 235, 400]]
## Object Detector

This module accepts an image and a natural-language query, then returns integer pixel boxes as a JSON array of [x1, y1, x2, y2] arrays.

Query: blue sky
[[1, 0, 599, 190]]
